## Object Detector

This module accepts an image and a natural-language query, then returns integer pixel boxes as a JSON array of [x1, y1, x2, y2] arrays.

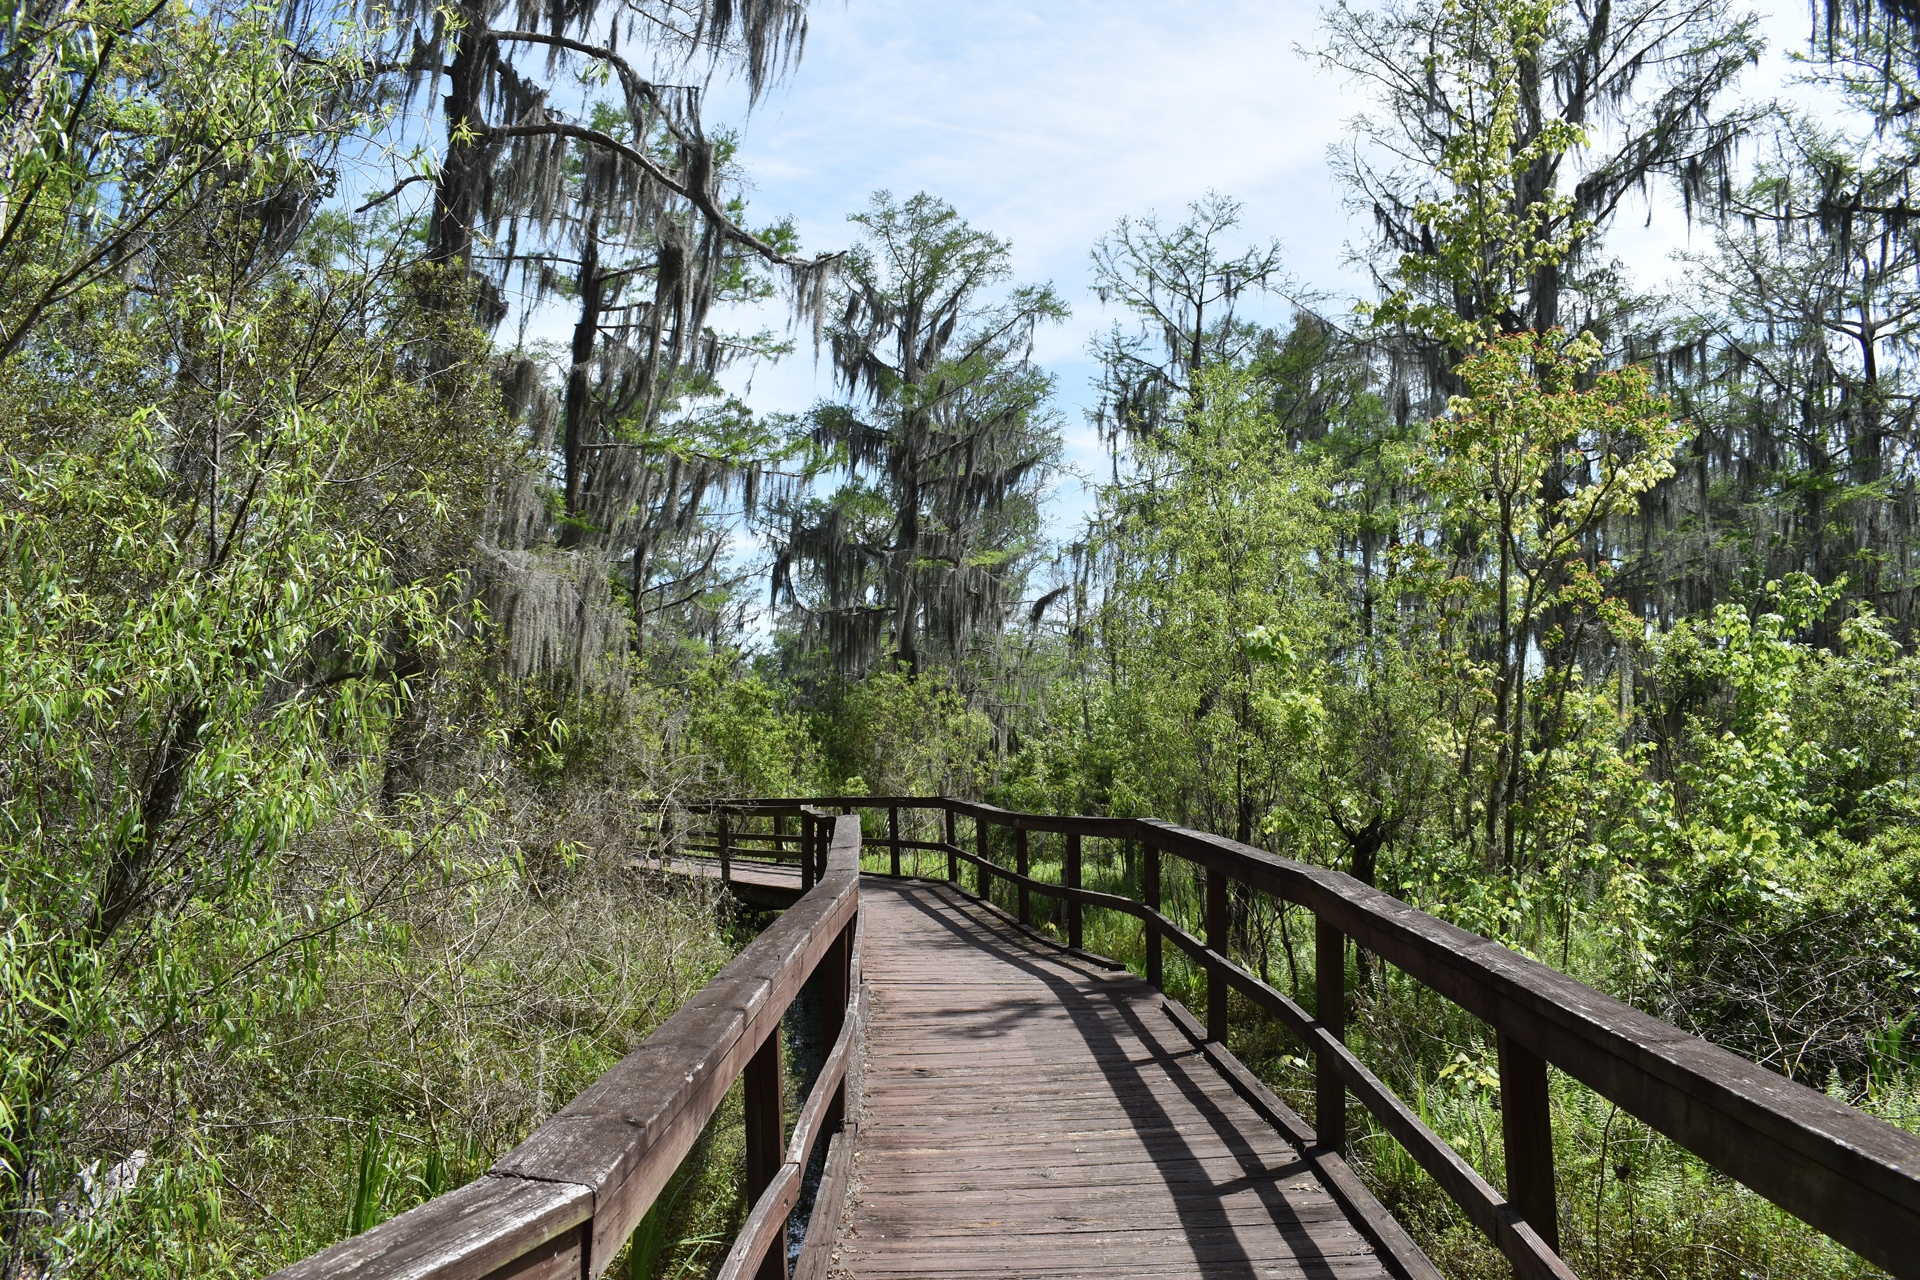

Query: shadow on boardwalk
[[839, 878, 1393, 1280]]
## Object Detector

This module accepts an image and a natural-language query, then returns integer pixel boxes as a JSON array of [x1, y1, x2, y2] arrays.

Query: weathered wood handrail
[[271, 809, 864, 1280], [682, 796, 1920, 1280]]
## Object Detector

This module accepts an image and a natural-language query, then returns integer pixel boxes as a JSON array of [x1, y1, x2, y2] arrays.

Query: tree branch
[[481, 119, 838, 272], [355, 173, 433, 213]]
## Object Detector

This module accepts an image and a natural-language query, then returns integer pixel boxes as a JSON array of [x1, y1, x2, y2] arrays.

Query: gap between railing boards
[[267, 807, 865, 1280], [682, 796, 1920, 1280]]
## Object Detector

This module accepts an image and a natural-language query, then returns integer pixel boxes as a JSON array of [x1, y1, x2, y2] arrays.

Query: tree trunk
[[429, 14, 487, 273], [561, 217, 604, 545], [92, 703, 207, 945], [895, 447, 922, 673]]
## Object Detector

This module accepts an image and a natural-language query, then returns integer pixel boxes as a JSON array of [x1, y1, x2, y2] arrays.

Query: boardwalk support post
[[1144, 840, 1162, 991], [888, 804, 900, 877], [745, 1026, 787, 1280], [945, 807, 958, 884], [1065, 832, 1083, 951], [1015, 826, 1030, 924], [1499, 1031, 1560, 1252], [1206, 864, 1229, 1043], [718, 811, 730, 885], [1316, 916, 1346, 1156]]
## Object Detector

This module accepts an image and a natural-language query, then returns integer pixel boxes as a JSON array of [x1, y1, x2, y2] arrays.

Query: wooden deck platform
[[838, 879, 1405, 1280], [650, 854, 807, 908]]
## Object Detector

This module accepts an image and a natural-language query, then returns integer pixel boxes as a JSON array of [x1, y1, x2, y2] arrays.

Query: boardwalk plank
[[838, 880, 1406, 1280]]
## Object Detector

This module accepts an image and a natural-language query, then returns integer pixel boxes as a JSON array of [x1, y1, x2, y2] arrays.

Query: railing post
[[944, 807, 957, 884], [888, 804, 900, 877], [1065, 832, 1082, 951], [976, 817, 992, 902], [820, 923, 852, 1139], [1206, 864, 1229, 1043], [1499, 1030, 1560, 1252], [744, 1025, 787, 1280], [1143, 840, 1162, 990], [1315, 915, 1346, 1155], [718, 810, 731, 885], [774, 812, 785, 862], [1015, 825, 1030, 924], [801, 812, 816, 891]]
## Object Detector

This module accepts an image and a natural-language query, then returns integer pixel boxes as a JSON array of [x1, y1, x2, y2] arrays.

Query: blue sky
[[691, 0, 1840, 536]]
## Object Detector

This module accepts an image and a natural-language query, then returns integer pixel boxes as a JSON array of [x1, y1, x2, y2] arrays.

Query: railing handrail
[[271, 808, 863, 1280], [686, 795, 1920, 1280]]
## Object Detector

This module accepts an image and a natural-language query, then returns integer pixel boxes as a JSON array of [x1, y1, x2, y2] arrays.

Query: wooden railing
[[671, 802, 844, 893], [685, 796, 1920, 1280], [274, 795, 1920, 1280], [270, 809, 864, 1280]]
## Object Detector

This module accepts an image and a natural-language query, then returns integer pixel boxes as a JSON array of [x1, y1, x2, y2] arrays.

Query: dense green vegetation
[[3, 0, 1919, 1275]]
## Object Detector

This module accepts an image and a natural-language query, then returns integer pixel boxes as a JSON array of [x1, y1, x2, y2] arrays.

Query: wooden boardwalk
[[650, 854, 807, 908], [838, 879, 1401, 1280], [275, 805, 1920, 1280], [657, 853, 804, 891]]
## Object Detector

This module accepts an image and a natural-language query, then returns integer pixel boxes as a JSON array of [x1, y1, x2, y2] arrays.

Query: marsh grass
[[53, 790, 752, 1278]]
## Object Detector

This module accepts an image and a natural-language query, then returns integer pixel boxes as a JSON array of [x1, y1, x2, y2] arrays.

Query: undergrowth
[[68, 828, 745, 1278]]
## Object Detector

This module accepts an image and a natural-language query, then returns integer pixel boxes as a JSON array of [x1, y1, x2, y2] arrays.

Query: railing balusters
[[282, 798, 1920, 1280], [1498, 1030, 1560, 1253], [820, 922, 852, 1139], [1206, 864, 1229, 1043], [1065, 832, 1082, 950], [744, 1025, 787, 1280], [801, 811, 816, 891], [888, 804, 900, 877], [1015, 825, 1030, 924], [1316, 916, 1346, 1157], [976, 816, 992, 902], [1143, 840, 1162, 990]]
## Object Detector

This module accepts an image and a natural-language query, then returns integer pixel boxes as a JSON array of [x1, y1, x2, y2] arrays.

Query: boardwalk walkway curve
[[273, 798, 1920, 1280]]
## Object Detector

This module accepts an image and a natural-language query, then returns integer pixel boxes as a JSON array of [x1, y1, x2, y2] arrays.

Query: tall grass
[[52, 806, 750, 1278]]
